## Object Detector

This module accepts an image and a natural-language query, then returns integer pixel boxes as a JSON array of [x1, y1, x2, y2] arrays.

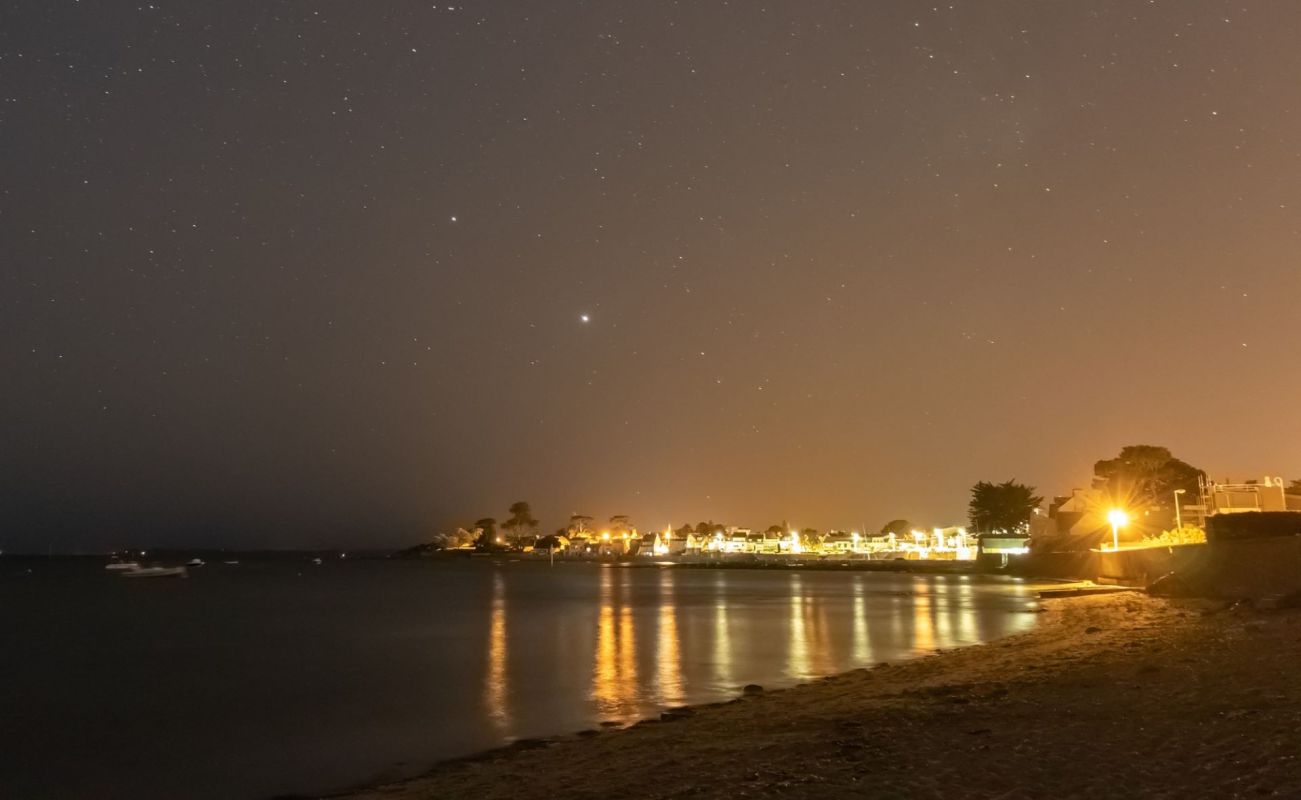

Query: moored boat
[[120, 566, 189, 579]]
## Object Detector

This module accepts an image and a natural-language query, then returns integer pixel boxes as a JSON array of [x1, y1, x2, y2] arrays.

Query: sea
[[0, 558, 1040, 799]]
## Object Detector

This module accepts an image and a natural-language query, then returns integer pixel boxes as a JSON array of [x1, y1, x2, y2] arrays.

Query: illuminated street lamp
[[1173, 489, 1187, 530], [1106, 509, 1129, 551]]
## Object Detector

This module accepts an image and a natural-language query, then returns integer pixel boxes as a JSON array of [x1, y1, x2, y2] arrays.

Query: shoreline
[[326, 592, 1300, 799]]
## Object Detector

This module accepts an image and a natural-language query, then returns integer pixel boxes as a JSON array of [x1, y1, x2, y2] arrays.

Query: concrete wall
[[1010, 545, 1206, 586], [1203, 535, 1301, 598], [1010, 536, 1301, 599]]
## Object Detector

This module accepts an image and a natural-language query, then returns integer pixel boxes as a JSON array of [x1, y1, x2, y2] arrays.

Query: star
[[579, 314, 590, 323]]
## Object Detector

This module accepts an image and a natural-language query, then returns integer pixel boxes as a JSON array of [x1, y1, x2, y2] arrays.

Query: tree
[[675, 523, 696, 540], [1287, 479, 1301, 496], [968, 480, 1043, 535], [568, 514, 593, 536], [474, 518, 499, 550], [880, 519, 911, 537], [608, 515, 632, 535], [799, 528, 820, 547], [502, 501, 539, 546], [765, 524, 785, 536], [1093, 445, 1204, 512]]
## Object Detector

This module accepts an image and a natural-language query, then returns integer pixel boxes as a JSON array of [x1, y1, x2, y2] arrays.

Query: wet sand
[[332, 593, 1300, 799]]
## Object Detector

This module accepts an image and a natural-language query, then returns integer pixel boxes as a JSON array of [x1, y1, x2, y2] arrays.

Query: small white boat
[[105, 561, 141, 572], [222, 560, 240, 565], [186, 558, 205, 567], [121, 566, 189, 579], [311, 557, 323, 565]]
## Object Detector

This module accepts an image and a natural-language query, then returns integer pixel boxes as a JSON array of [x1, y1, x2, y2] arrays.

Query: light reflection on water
[[484, 570, 509, 732], [483, 564, 1036, 739], [713, 571, 733, 687], [851, 575, 871, 664], [656, 570, 683, 706]]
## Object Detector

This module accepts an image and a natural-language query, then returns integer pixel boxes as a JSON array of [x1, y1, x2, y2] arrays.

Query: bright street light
[[1173, 489, 1187, 530], [1106, 509, 1129, 551]]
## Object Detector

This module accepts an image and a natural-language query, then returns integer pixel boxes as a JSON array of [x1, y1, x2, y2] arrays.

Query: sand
[[332, 593, 1301, 799]]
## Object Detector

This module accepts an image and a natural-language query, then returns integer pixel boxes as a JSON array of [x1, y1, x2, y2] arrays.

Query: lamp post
[[1173, 489, 1186, 531], [1106, 509, 1129, 551]]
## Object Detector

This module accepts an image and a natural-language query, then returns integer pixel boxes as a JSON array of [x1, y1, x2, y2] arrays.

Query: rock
[[1147, 571, 1206, 598], [742, 684, 764, 696]]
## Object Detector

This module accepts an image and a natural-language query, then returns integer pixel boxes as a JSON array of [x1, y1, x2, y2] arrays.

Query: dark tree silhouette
[[968, 480, 1043, 535], [474, 517, 499, 549], [1093, 445, 1204, 511], [879, 519, 911, 537], [501, 501, 539, 545]]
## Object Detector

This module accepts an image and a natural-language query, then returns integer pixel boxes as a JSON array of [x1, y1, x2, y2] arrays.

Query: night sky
[[5, 1, 1300, 551]]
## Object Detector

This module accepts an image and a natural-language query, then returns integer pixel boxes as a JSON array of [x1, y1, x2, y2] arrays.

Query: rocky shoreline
[[327, 593, 1300, 799]]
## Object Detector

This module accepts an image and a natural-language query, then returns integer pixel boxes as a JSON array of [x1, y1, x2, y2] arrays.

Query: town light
[[1106, 509, 1129, 551]]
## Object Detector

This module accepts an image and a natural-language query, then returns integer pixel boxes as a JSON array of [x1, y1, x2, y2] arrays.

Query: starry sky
[[4, 1, 1300, 551]]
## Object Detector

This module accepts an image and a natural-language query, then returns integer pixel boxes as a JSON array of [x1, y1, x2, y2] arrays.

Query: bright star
[[580, 314, 590, 323]]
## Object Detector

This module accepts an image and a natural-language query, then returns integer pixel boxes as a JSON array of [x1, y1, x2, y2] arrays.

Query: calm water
[[0, 559, 1038, 799]]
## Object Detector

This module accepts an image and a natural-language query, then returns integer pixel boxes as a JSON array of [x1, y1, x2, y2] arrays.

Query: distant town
[[408, 444, 1301, 567]]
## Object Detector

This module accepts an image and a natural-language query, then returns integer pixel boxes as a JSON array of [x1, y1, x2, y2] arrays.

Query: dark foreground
[[335, 593, 1301, 799]]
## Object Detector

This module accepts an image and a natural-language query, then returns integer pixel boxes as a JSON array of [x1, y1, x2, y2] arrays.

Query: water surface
[[0, 559, 1038, 799]]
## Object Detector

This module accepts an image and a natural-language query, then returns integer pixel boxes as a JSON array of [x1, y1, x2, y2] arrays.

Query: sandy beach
[[332, 592, 1300, 800]]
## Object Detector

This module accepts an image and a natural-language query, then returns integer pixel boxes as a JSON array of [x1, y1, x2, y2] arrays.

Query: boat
[[105, 560, 140, 571], [222, 560, 240, 565], [120, 566, 188, 579], [186, 558, 205, 567], [311, 557, 323, 565]]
